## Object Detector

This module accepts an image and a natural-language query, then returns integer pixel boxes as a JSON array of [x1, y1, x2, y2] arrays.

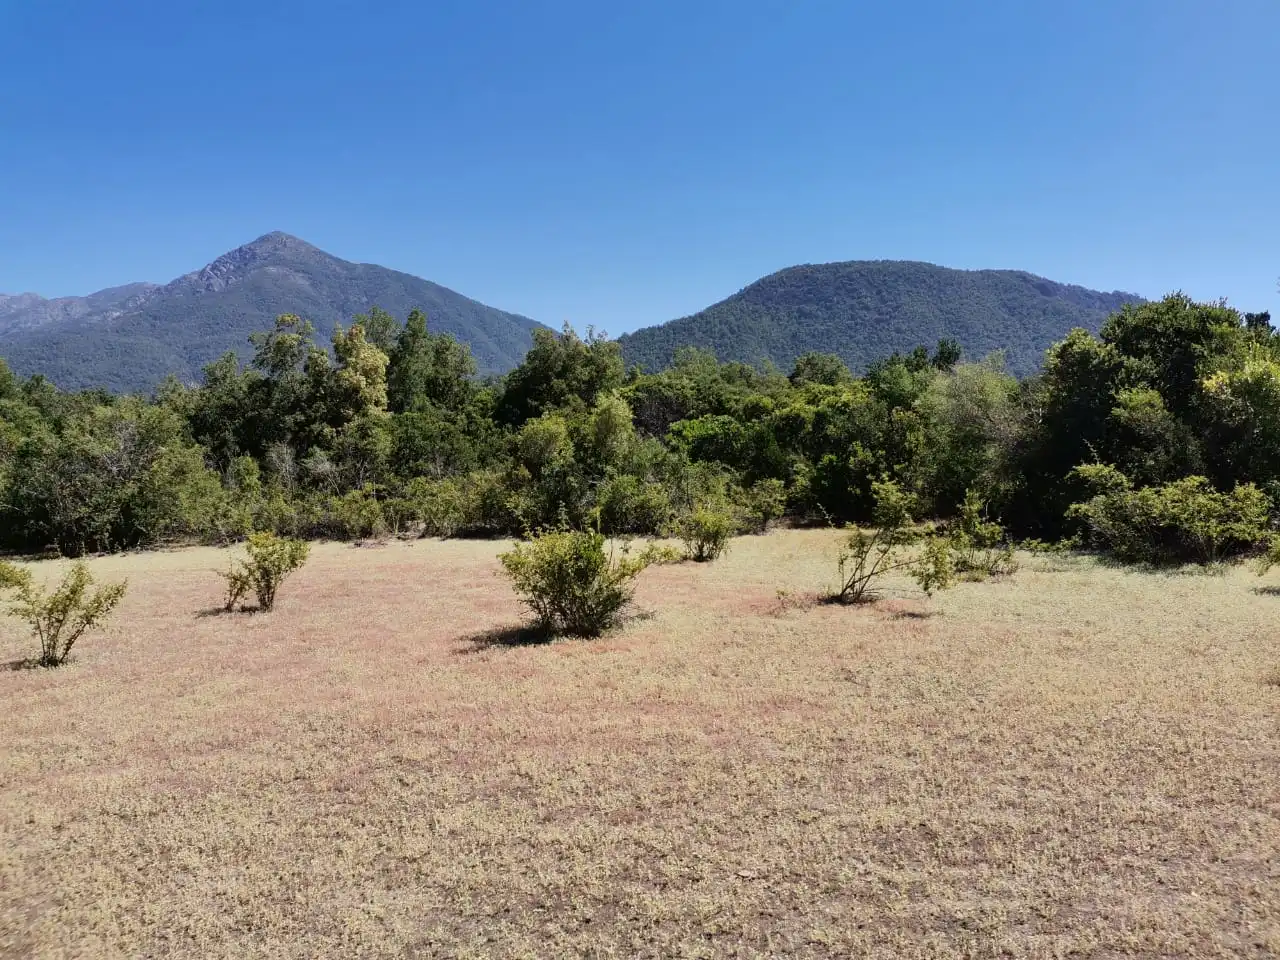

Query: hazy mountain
[[0, 283, 160, 334], [617, 260, 1144, 376], [0, 232, 544, 392]]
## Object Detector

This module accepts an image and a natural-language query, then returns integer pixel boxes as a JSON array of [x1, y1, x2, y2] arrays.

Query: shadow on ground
[[194, 607, 262, 619], [455, 624, 554, 654]]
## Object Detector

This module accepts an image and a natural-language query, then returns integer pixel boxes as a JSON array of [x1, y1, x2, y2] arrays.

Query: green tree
[[789, 352, 852, 387], [497, 324, 624, 425], [387, 309, 477, 413]]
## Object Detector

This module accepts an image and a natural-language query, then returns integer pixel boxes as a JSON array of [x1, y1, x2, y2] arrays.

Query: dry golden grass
[[1, 531, 1278, 958]]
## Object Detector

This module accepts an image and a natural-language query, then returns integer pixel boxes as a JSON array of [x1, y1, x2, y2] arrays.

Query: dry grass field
[[2, 530, 1278, 958]]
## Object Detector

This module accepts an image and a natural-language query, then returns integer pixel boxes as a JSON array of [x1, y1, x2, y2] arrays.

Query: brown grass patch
[[1, 531, 1278, 957]]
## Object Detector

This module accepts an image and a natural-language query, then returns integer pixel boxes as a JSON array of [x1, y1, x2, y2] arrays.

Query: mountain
[[0, 283, 160, 334], [617, 261, 1144, 377], [0, 233, 544, 392]]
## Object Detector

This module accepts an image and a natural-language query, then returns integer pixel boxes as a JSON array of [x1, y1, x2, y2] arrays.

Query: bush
[[0, 560, 127, 667], [220, 532, 310, 612], [499, 529, 654, 636], [594, 473, 673, 536], [414, 478, 465, 538], [735, 478, 787, 534], [947, 490, 1017, 579], [832, 480, 954, 604], [676, 506, 734, 562], [454, 469, 523, 537], [327, 487, 386, 541], [1069, 468, 1269, 565]]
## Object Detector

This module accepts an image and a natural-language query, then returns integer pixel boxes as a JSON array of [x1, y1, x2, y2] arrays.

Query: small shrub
[[832, 480, 954, 604], [947, 490, 1017, 579], [736, 479, 787, 534], [499, 529, 654, 637], [1069, 469, 1269, 565], [636, 542, 684, 566], [0, 560, 127, 667], [220, 532, 310, 612], [676, 506, 734, 562]]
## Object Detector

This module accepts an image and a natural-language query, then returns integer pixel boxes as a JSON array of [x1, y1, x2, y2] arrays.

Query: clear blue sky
[[1, 0, 1276, 333]]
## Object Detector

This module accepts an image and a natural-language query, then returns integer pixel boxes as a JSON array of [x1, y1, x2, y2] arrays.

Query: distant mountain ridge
[[0, 282, 160, 333], [0, 232, 544, 392], [3, 245, 1146, 394], [618, 260, 1144, 376]]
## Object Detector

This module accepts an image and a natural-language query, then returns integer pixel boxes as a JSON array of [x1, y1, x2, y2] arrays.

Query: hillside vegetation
[[618, 260, 1142, 375], [0, 233, 542, 391], [0, 291, 1276, 568]]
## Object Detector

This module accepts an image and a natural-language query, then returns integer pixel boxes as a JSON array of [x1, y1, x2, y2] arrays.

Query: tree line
[[1, 295, 1276, 564]]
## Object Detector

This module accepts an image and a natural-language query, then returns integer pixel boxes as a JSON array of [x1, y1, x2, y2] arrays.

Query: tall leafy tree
[[497, 324, 624, 425], [387, 309, 477, 414]]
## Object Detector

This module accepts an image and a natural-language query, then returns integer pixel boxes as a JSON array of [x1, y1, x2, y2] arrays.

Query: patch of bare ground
[[1, 531, 1277, 957]]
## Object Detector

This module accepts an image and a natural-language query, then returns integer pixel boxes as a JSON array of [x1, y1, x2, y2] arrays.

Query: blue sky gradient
[[1, 0, 1275, 332]]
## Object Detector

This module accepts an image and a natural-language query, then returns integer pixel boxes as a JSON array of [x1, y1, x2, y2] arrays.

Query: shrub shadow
[[817, 593, 878, 607], [1090, 553, 1231, 576], [1252, 585, 1280, 597], [194, 606, 261, 619], [455, 624, 554, 654], [889, 608, 937, 621], [4, 657, 41, 671]]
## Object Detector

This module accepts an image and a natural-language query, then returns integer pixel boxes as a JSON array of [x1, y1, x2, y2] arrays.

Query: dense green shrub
[[456, 469, 524, 537], [397, 477, 465, 538], [1069, 467, 1269, 565], [499, 529, 654, 636], [221, 532, 310, 612], [832, 480, 954, 604], [594, 473, 673, 535], [0, 560, 127, 667], [676, 506, 735, 562], [326, 486, 386, 541]]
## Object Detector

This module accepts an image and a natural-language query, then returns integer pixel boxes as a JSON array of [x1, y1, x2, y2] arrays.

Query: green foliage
[[1069, 470, 1269, 565], [386, 309, 479, 414], [516, 414, 574, 477], [735, 479, 787, 534], [220, 532, 310, 612], [497, 324, 624, 425], [676, 506, 735, 562], [5, 287, 1279, 578], [618, 261, 1138, 378], [499, 529, 654, 637], [833, 480, 954, 604], [594, 473, 673, 536], [0, 235, 539, 392], [325, 487, 386, 541], [1, 400, 225, 555], [946, 491, 1017, 579], [0, 560, 127, 667], [789, 352, 853, 387], [1256, 536, 1280, 578]]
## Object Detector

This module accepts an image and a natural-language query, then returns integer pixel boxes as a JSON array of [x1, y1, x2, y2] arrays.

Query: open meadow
[[2, 530, 1278, 958]]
